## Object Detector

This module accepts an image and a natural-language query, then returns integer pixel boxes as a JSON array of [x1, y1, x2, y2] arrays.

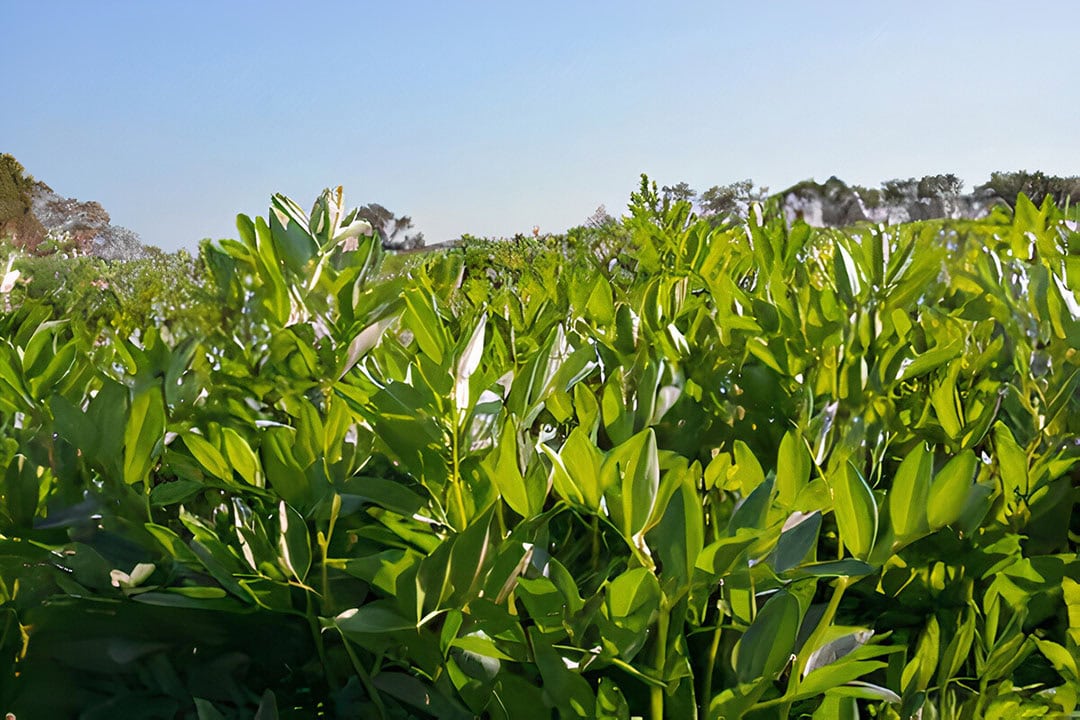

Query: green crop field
[[1, 178, 1078, 718]]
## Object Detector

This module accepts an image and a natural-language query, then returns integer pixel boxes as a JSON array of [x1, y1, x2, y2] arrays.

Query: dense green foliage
[[1, 179, 1079, 718], [0, 155, 45, 250]]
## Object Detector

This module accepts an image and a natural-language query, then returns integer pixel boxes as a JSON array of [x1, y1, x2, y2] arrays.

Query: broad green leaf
[[606, 567, 660, 622], [902, 615, 939, 692], [123, 385, 165, 485], [3, 455, 41, 528], [736, 589, 802, 683], [182, 431, 232, 482], [596, 677, 630, 720], [602, 428, 659, 539], [334, 601, 416, 636], [771, 512, 821, 572], [149, 479, 203, 507], [269, 192, 318, 272], [455, 313, 486, 414], [403, 289, 446, 364], [888, 444, 932, 539], [776, 430, 811, 507], [652, 471, 705, 589], [556, 426, 606, 509], [278, 501, 311, 582], [938, 607, 976, 688], [727, 476, 775, 536], [729, 440, 765, 495], [221, 428, 263, 488], [483, 418, 535, 517], [927, 450, 976, 529], [261, 427, 310, 507], [993, 422, 1029, 499], [900, 339, 962, 381], [832, 461, 877, 559]]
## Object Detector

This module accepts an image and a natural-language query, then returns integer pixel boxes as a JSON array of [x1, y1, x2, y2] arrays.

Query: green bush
[[1, 183, 1078, 718]]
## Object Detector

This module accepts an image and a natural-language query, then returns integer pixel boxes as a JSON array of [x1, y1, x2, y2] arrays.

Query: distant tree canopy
[[0, 153, 47, 251], [977, 170, 1080, 209], [356, 203, 424, 250], [0, 154, 35, 223], [658, 178, 769, 224]]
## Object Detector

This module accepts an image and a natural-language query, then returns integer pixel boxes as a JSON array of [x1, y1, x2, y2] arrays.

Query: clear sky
[[4, 1, 1079, 252]]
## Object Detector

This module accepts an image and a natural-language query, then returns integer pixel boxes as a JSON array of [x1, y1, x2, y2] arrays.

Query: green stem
[[792, 576, 851, 686], [450, 414, 468, 531], [591, 515, 600, 575], [341, 633, 388, 720], [700, 611, 723, 717], [755, 577, 854, 715], [651, 604, 671, 720], [306, 592, 336, 689]]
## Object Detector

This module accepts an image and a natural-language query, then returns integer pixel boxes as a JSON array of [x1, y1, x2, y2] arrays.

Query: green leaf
[[652, 470, 705, 589], [602, 428, 660, 539], [993, 422, 1029, 499], [728, 475, 775, 536], [221, 428, 263, 488], [455, 313, 486, 414], [938, 607, 976, 688], [888, 444, 932, 539], [729, 440, 765, 495], [182, 431, 232, 482], [269, 192, 318, 273], [927, 450, 976, 529], [596, 677, 630, 720], [403, 289, 447, 364], [545, 426, 606, 511], [784, 559, 874, 579], [261, 427, 310, 507], [771, 512, 821, 572], [736, 589, 802, 683], [334, 601, 417, 636], [123, 384, 165, 485], [278, 501, 311, 582], [832, 461, 877, 560], [3, 455, 41, 528], [776, 430, 811, 508], [150, 479, 203, 506], [484, 418, 538, 517]]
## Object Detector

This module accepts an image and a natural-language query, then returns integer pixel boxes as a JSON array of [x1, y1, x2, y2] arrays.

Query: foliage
[[1, 246, 220, 345], [0, 154, 45, 251], [1, 179, 1079, 719], [978, 170, 1080, 210], [357, 203, 425, 250]]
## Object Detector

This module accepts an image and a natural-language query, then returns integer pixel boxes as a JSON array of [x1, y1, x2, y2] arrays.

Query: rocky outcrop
[[780, 178, 1005, 229], [27, 182, 147, 259], [1, 154, 147, 259]]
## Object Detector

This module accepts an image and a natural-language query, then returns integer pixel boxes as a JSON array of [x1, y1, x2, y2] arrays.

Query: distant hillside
[[0, 153, 147, 259]]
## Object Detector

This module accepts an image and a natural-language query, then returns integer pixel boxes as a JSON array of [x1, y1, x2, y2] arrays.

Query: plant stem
[[450, 413, 468, 531], [651, 603, 670, 720], [341, 632, 388, 720], [700, 610, 723, 717], [591, 514, 600, 575], [794, 576, 851, 682], [306, 592, 336, 688]]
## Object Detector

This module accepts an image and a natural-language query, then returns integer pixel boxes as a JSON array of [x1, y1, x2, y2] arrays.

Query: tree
[[881, 178, 918, 204], [977, 170, 1080, 209], [356, 203, 424, 250], [916, 173, 963, 199], [661, 182, 697, 205], [698, 179, 766, 222]]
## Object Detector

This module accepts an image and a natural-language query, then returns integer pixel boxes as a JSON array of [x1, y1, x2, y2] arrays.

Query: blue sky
[[5, 1, 1079, 252]]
